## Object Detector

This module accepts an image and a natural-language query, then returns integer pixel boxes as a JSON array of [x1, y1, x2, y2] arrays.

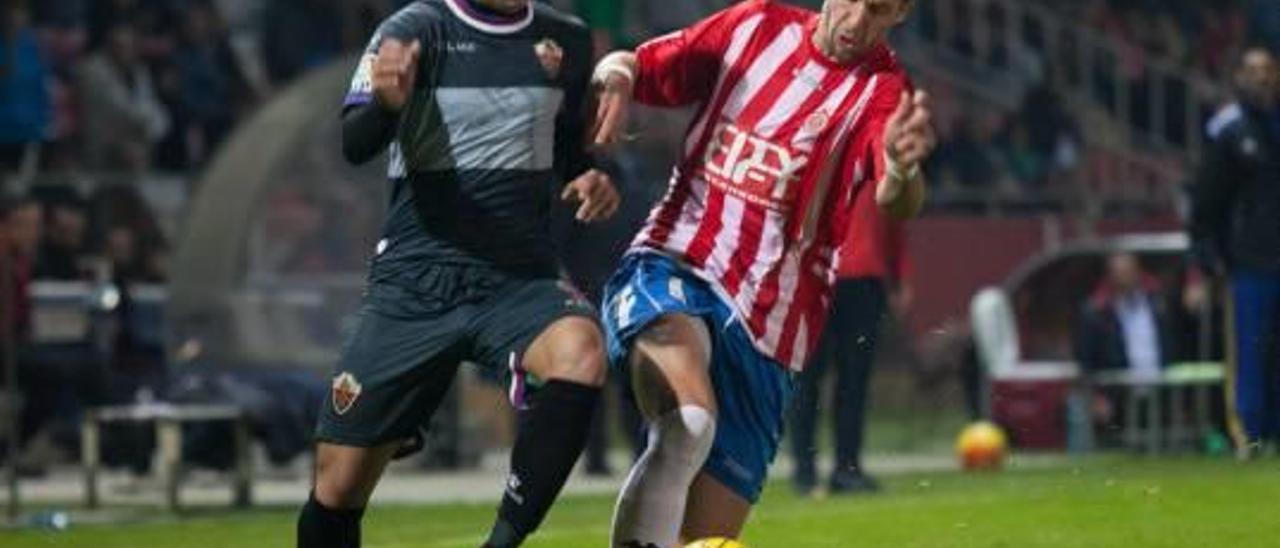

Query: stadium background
[[2, 0, 1280, 542]]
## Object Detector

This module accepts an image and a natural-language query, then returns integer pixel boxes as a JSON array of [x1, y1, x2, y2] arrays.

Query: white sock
[[611, 405, 716, 548]]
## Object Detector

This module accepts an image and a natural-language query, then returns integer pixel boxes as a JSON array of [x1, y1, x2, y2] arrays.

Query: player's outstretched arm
[[341, 38, 421, 165], [590, 51, 636, 148], [877, 89, 935, 219]]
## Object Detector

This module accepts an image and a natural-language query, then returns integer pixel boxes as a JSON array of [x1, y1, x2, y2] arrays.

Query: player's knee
[[538, 317, 607, 387], [649, 405, 717, 468], [634, 314, 712, 367], [313, 447, 377, 509]]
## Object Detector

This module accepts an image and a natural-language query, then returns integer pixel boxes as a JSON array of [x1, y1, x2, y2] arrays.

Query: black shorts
[[314, 267, 597, 447]]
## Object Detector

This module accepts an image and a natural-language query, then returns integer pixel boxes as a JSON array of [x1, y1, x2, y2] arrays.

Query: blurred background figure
[[0, 0, 51, 178], [32, 185, 88, 280], [790, 185, 913, 496], [1073, 251, 1175, 444], [1075, 252, 1172, 381], [1, 193, 39, 347], [74, 21, 169, 173], [1191, 45, 1280, 458]]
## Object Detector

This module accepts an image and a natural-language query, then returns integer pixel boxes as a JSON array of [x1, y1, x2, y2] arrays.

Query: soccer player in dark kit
[[294, 1, 620, 547]]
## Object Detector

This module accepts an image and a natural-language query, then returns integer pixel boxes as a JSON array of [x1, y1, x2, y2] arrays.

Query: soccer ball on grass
[[955, 421, 1008, 470]]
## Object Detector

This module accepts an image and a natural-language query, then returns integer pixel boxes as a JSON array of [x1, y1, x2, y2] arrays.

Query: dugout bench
[[81, 402, 253, 511]]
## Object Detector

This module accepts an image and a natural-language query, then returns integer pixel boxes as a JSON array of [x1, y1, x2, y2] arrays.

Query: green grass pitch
[[5, 457, 1278, 547]]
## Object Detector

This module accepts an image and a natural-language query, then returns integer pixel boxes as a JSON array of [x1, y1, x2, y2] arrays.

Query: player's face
[[473, 0, 531, 15], [817, 0, 911, 63], [1236, 48, 1279, 108]]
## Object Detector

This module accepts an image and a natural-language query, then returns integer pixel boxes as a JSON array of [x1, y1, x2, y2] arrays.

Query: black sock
[[298, 491, 365, 548], [484, 379, 601, 547]]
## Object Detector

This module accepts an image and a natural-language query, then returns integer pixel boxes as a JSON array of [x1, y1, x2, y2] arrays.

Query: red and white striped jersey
[[629, 0, 911, 371]]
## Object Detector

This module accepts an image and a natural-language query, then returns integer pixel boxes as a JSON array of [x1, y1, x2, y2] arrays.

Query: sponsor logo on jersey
[[444, 41, 478, 53], [702, 121, 809, 210]]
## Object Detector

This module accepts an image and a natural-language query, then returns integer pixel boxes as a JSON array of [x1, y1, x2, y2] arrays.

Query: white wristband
[[885, 151, 920, 182], [592, 53, 635, 87]]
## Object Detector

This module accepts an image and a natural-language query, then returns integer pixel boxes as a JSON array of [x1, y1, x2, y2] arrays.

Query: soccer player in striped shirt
[[590, 1, 935, 544]]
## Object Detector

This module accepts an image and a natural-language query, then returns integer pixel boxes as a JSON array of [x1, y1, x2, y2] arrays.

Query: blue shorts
[[602, 252, 792, 503]]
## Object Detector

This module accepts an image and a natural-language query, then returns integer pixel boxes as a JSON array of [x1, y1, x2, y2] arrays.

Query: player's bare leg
[[681, 471, 752, 541], [521, 316, 608, 386], [298, 442, 400, 547], [484, 316, 606, 547], [612, 313, 719, 547]]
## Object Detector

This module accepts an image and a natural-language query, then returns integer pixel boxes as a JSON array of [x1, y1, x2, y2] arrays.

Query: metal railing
[[906, 0, 1230, 181]]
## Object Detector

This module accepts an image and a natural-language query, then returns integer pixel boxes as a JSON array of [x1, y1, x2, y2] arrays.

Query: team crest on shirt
[[803, 109, 831, 135], [534, 39, 563, 79], [331, 372, 363, 415]]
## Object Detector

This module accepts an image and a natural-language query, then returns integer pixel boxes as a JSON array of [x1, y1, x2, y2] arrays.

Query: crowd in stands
[[0, 0, 735, 180], [3, 0, 1277, 196], [907, 0, 1279, 210]]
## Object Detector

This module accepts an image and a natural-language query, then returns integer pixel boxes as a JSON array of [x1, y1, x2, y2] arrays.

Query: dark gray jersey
[[344, 0, 594, 284]]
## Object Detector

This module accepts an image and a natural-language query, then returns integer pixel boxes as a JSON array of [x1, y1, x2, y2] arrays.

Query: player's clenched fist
[[372, 38, 422, 112]]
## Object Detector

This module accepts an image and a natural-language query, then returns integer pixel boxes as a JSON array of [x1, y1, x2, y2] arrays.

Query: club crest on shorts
[[534, 38, 563, 79], [331, 372, 363, 415]]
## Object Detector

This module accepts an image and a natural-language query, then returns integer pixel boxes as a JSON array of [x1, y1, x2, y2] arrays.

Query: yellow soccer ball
[[686, 538, 746, 548], [955, 421, 1009, 471]]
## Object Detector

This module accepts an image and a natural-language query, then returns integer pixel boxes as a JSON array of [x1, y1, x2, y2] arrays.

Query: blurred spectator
[[32, 185, 89, 280], [262, 0, 342, 85], [574, 0, 623, 55], [1074, 252, 1176, 444], [999, 121, 1049, 188], [791, 186, 914, 496], [0, 0, 51, 174], [88, 184, 168, 282], [5, 191, 111, 469], [1017, 83, 1082, 174], [338, 0, 392, 52], [89, 0, 179, 64], [74, 21, 170, 172], [1, 193, 39, 341], [1251, 0, 1280, 55], [161, 0, 253, 168], [624, 0, 730, 40], [929, 114, 1000, 189], [1074, 252, 1173, 378]]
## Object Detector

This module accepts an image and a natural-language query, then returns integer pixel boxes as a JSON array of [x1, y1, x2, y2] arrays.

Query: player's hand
[[561, 169, 621, 222], [883, 89, 937, 171], [372, 38, 421, 112], [590, 72, 633, 149]]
